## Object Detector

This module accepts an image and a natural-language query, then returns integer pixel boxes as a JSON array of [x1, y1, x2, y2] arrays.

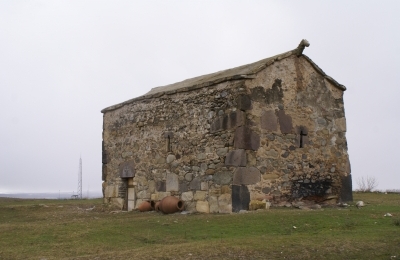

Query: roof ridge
[[101, 40, 345, 113]]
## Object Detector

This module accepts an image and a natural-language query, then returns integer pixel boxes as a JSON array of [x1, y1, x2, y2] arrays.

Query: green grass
[[0, 193, 399, 259]]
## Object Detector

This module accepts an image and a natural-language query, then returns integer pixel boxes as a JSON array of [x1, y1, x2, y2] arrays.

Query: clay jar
[[159, 196, 184, 214], [154, 201, 161, 212], [138, 201, 153, 212]]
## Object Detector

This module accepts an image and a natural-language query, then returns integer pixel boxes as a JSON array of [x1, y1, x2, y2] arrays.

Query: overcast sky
[[1, 1, 399, 194]]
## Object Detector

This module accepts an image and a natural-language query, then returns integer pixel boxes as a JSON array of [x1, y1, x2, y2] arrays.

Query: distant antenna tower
[[77, 157, 82, 199]]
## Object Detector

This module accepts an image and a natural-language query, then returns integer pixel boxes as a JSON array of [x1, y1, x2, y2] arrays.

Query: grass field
[[0, 193, 399, 259]]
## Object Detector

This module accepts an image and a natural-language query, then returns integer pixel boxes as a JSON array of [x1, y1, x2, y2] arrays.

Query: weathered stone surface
[[137, 190, 151, 199], [181, 191, 193, 201], [205, 169, 215, 175], [166, 173, 179, 192], [184, 201, 196, 212], [266, 149, 278, 158], [234, 126, 260, 151], [127, 200, 135, 212], [200, 163, 208, 172], [150, 193, 159, 200], [105, 185, 118, 198], [335, 117, 347, 132], [261, 110, 278, 131], [281, 151, 289, 158], [148, 180, 156, 193], [216, 147, 229, 157], [127, 187, 135, 200], [213, 171, 232, 185], [218, 193, 232, 213], [233, 167, 261, 185], [179, 182, 188, 192], [225, 149, 247, 167], [189, 177, 201, 190], [236, 94, 252, 110], [262, 187, 271, 194], [102, 165, 107, 181], [229, 110, 245, 128], [210, 110, 245, 133], [340, 174, 353, 202], [110, 198, 124, 210], [277, 110, 292, 134], [166, 154, 176, 164], [250, 79, 283, 105], [317, 117, 327, 126], [119, 160, 135, 178], [232, 185, 250, 212], [262, 173, 279, 180], [185, 173, 193, 181], [156, 180, 166, 192], [221, 185, 231, 194], [249, 200, 266, 210], [197, 153, 206, 160], [196, 201, 210, 213], [201, 182, 208, 191], [157, 192, 171, 200], [194, 191, 207, 201], [209, 196, 219, 213]]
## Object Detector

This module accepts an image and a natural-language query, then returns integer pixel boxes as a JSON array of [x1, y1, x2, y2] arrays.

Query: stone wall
[[101, 55, 351, 213]]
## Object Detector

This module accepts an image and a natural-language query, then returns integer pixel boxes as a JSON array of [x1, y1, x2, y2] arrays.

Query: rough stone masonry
[[101, 40, 352, 213]]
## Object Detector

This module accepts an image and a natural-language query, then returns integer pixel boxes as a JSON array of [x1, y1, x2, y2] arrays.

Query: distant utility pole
[[77, 157, 82, 199]]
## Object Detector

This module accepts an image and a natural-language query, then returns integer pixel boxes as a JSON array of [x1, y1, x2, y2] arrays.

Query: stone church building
[[101, 40, 352, 213]]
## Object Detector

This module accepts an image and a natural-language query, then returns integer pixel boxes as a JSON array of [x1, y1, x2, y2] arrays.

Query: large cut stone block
[[277, 110, 293, 134], [119, 160, 136, 178], [234, 126, 260, 151], [232, 185, 250, 212], [181, 191, 193, 201], [218, 193, 232, 213], [194, 191, 207, 201], [261, 110, 278, 131], [196, 201, 210, 213], [233, 167, 261, 185], [166, 173, 179, 192], [127, 201, 135, 212], [229, 110, 245, 128], [209, 196, 219, 213], [105, 185, 118, 198], [236, 94, 252, 110], [340, 174, 353, 202], [110, 198, 124, 210], [127, 187, 135, 200], [225, 149, 247, 167], [156, 192, 171, 200]]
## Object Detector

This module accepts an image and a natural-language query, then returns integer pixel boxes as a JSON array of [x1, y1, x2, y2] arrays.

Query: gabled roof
[[101, 40, 346, 113]]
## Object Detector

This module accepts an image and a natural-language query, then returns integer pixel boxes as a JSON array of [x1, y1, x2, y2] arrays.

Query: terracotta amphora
[[159, 196, 184, 214], [138, 201, 153, 212], [154, 201, 161, 212]]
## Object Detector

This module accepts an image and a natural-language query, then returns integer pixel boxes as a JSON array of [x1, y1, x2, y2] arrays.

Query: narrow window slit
[[167, 135, 171, 152], [300, 130, 307, 148]]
